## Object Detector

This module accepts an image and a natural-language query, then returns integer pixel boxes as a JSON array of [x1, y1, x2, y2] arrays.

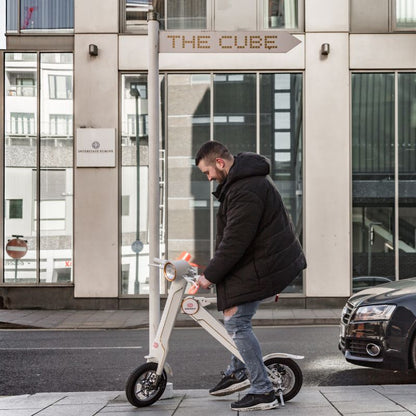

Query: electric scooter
[[125, 258, 304, 408]]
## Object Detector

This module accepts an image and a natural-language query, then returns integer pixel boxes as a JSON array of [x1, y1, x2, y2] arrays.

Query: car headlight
[[352, 304, 396, 322]]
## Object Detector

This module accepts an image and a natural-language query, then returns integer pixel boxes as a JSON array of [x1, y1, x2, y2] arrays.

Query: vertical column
[[304, 33, 351, 299]]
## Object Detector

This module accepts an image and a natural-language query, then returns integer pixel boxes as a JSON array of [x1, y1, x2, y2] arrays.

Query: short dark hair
[[195, 140, 232, 166]]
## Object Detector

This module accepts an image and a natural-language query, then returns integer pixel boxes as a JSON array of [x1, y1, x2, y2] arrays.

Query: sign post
[[6, 235, 28, 282], [147, 9, 160, 353]]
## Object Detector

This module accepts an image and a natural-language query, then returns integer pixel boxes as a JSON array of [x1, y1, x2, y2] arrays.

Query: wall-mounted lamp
[[89, 44, 98, 57], [321, 43, 330, 56]]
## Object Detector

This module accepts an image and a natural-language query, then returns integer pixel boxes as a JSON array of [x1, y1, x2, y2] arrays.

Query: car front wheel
[[411, 334, 416, 369]]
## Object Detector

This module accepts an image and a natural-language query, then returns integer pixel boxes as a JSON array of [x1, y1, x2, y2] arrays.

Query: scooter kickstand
[[277, 389, 285, 406]]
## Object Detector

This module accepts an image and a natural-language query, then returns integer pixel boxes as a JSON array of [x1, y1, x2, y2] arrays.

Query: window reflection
[[396, 0, 416, 29], [6, 0, 74, 31], [398, 73, 416, 279], [352, 73, 395, 290], [4, 53, 37, 283], [352, 72, 416, 291], [264, 0, 299, 29], [164, 72, 304, 294], [3, 53, 73, 284], [121, 74, 160, 295], [260, 73, 303, 292]]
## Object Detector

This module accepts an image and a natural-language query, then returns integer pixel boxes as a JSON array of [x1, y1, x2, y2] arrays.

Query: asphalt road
[[0, 326, 415, 395]]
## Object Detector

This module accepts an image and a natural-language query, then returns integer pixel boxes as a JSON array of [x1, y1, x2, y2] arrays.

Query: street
[[0, 326, 415, 395]]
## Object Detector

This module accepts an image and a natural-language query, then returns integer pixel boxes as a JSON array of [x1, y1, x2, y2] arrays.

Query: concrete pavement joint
[[374, 387, 416, 416], [319, 390, 344, 416]]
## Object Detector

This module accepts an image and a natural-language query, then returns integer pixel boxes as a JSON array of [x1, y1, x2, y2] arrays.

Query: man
[[195, 140, 306, 412]]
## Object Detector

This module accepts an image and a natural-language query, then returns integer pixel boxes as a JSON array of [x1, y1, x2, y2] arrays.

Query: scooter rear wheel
[[126, 362, 167, 407], [264, 357, 303, 402]]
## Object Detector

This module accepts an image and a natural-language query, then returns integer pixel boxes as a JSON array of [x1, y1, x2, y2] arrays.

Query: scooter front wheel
[[264, 357, 303, 402], [126, 362, 167, 407]]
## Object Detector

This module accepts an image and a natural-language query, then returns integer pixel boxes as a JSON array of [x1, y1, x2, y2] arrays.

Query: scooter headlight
[[163, 260, 190, 282], [164, 262, 177, 281]]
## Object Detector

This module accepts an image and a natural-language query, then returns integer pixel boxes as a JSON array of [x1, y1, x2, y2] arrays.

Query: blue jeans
[[223, 300, 273, 395]]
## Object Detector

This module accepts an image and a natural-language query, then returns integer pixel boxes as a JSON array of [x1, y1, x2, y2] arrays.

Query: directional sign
[[6, 238, 28, 259], [160, 31, 301, 54]]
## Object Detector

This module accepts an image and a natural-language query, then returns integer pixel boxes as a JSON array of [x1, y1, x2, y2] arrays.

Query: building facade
[[0, 0, 415, 309]]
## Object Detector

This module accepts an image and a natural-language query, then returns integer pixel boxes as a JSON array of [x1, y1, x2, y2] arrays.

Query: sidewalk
[[1, 385, 416, 415], [0, 307, 342, 330]]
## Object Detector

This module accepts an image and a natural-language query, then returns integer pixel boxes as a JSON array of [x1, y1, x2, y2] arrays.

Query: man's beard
[[215, 167, 227, 184]]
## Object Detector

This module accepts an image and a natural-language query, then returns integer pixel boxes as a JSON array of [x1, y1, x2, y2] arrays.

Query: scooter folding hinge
[[194, 296, 217, 307]]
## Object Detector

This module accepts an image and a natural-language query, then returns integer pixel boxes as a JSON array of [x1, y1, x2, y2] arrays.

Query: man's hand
[[198, 274, 214, 289]]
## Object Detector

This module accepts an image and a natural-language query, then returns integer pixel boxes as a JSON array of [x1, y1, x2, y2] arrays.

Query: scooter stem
[[146, 277, 187, 376]]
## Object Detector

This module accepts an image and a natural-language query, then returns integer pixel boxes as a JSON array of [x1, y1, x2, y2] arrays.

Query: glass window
[[167, 74, 211, 271], [398, 73, 416, 279], [352, 72, 416, 292], [352, 73, 395, 290], [166, 0, 206, 29], [395, 0, 416, 30], [6, 0, 74, 32], [49, 75, 72, 100], [121, 74, 160, 295], [264, 0, 299, 29], [4, 52, 38, 283], [3, 52, 73, 284], [260, 73, 303, 293], [163, 72, 304, 294], [8, 199, 23, 219], [124, 0, 165, 31], [214, 74, 256, 154]]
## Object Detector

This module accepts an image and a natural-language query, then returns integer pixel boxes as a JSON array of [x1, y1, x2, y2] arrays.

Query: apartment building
[[0, 0, 415, 309]]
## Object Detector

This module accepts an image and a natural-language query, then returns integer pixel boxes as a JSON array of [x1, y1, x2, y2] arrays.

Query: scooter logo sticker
[[153, 342, 159, 349], [181, 298, 199, 315]]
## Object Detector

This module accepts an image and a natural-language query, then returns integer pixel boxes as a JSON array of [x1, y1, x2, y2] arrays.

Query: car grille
[[341, 301, 354, 324]]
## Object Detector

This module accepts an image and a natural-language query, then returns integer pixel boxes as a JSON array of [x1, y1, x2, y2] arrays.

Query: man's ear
[[215, 158, 225, 169]]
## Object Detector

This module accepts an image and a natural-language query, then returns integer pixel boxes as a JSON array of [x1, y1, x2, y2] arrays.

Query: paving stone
[[36, 403, 105, 416]]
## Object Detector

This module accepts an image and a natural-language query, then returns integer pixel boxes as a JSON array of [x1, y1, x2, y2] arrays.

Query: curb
[[0, 318, 340, 330]]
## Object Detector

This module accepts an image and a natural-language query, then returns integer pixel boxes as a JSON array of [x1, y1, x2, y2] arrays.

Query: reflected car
[[352, 276, 393, 293], [339, 278, 416, 371]]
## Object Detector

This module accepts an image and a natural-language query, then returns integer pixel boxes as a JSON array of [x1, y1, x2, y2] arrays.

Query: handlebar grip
[[153, 258, 166, 265], [188, 283, 200, 295]]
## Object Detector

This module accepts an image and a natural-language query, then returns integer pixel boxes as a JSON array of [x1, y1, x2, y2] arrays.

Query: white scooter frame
[[125, 258, 304, 408]]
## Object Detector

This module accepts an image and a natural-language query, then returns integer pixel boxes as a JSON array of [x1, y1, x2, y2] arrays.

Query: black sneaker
[[209, 371, 250, 396], [231, 391, 278, 411]]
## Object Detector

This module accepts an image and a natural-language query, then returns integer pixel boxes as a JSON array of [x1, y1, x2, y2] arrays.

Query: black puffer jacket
[[203, 152, 306, 311]]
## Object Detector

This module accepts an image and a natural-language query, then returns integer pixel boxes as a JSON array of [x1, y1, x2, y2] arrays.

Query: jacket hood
[[213, 152, 270, 201]]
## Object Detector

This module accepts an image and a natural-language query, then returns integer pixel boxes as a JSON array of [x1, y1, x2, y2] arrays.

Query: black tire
[[125, 362, 167, 407], [410, 334, 416, 369], [264, 357, 303, 402]]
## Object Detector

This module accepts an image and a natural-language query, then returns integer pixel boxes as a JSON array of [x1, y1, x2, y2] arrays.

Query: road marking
[[0, 346, 143, 350]]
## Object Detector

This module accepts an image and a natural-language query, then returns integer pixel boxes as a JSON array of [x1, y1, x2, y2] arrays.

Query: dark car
[[352, 276, 393, 293], [339, 277, 416, 371]]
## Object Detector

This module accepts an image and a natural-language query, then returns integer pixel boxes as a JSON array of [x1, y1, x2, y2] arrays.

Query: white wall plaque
[[76, 128, 116, 167]]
